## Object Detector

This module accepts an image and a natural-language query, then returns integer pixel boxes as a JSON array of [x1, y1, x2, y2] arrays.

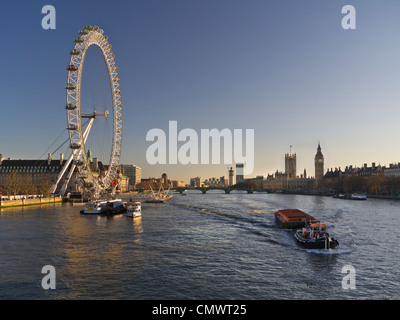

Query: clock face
[[318, 159, 323, 163]]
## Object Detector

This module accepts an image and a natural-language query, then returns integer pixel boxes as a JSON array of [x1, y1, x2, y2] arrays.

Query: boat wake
[[173, 202, 278, 234], [172, 202, 355, 254], [305, 247, 352, 255]]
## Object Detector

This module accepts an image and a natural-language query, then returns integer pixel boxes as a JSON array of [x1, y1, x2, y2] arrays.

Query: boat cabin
[[301, 222, 328, 238]]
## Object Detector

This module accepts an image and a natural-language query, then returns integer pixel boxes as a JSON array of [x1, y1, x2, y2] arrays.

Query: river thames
[[0, 192, 399, 300]]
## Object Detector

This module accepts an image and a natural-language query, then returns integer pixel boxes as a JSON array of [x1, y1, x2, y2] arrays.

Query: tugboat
[[294, 221, 339, 249]]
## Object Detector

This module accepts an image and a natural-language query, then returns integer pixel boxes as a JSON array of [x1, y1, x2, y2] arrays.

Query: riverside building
[[263, 144, 319, 190], [121, 164, 141, 190], [0, 153, 129, 195], [0, 153, 76, 195]]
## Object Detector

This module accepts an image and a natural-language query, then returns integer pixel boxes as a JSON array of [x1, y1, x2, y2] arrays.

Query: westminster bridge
[[175, 186, 276, 194]]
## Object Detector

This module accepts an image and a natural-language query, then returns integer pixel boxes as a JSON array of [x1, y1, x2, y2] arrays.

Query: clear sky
[[1, 0, 400, 183]]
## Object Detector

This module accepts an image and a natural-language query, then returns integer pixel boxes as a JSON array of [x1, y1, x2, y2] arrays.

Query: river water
[[0, 191, 399, 300]]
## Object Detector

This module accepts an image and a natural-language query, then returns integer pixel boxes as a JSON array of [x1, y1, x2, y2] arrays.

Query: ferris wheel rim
[[65, 25, 122, 196]]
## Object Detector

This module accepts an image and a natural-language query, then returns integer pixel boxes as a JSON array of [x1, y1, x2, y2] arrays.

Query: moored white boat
[[333, 193, 367, 200], [351, 193, 367, 200], [126, 201, 141, 217], [81, 198, 125, 215]]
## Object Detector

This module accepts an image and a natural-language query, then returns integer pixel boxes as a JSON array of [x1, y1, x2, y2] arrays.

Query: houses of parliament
[[263, 143, 324, 190]]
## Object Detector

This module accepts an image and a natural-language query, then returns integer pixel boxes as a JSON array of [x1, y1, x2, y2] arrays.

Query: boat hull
[[81, 207, 126, 215], [126, 202, 141, 217], [126, 212, 141, 218], [80, 199, 126, 215], [294, 231, 339, 249]]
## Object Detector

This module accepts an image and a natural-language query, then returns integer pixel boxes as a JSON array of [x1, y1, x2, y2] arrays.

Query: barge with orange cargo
[[274, 209, 316, 229], [275, 209, 339, 249]]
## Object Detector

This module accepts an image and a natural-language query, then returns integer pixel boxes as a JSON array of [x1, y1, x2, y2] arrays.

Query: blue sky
[[1, 1, 400, 183]]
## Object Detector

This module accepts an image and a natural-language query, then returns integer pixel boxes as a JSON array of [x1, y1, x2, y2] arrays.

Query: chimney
[[48, 153, 52, 165], [93, 158, 98, 171]]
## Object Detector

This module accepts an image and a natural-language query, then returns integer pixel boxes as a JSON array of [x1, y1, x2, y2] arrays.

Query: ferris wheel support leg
[[49, 152, 74, 194], [60, 162, 77, 196], [52, 119, 95, 196]]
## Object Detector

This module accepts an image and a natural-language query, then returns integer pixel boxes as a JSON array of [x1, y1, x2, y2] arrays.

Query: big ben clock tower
[[314, 142, 324, 189]]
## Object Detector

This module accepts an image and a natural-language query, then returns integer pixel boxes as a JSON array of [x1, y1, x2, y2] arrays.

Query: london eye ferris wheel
[[63, 25, 123, 198]]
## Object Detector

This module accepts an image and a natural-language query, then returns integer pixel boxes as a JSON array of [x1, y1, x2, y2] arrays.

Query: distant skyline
[[1, 1, 400, 183]]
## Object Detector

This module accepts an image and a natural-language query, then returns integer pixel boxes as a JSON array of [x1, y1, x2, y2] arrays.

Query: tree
[[37, 174, 53, 195], [367, 175, 385, 195], [343, 176, 366, 193], [386, 177, 400, 195], [3, 171, 24, 198], [24, 174, 36, 195]]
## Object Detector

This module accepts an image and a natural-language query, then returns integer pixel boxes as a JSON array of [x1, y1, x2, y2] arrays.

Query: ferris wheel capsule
[[65, 83, 76, 90], [67, 124, 78, 130], [65, 103, 77, 110], [69, 49, 81, 55], [84, 25, 99, 31], [73, 37, 84, 43], [70, 143, 81, 149], [67, 64, 78, 71], [78, 29, 89, 35]]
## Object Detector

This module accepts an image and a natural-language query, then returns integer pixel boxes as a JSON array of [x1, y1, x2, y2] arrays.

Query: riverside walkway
[[0, 196, 63, 208]]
